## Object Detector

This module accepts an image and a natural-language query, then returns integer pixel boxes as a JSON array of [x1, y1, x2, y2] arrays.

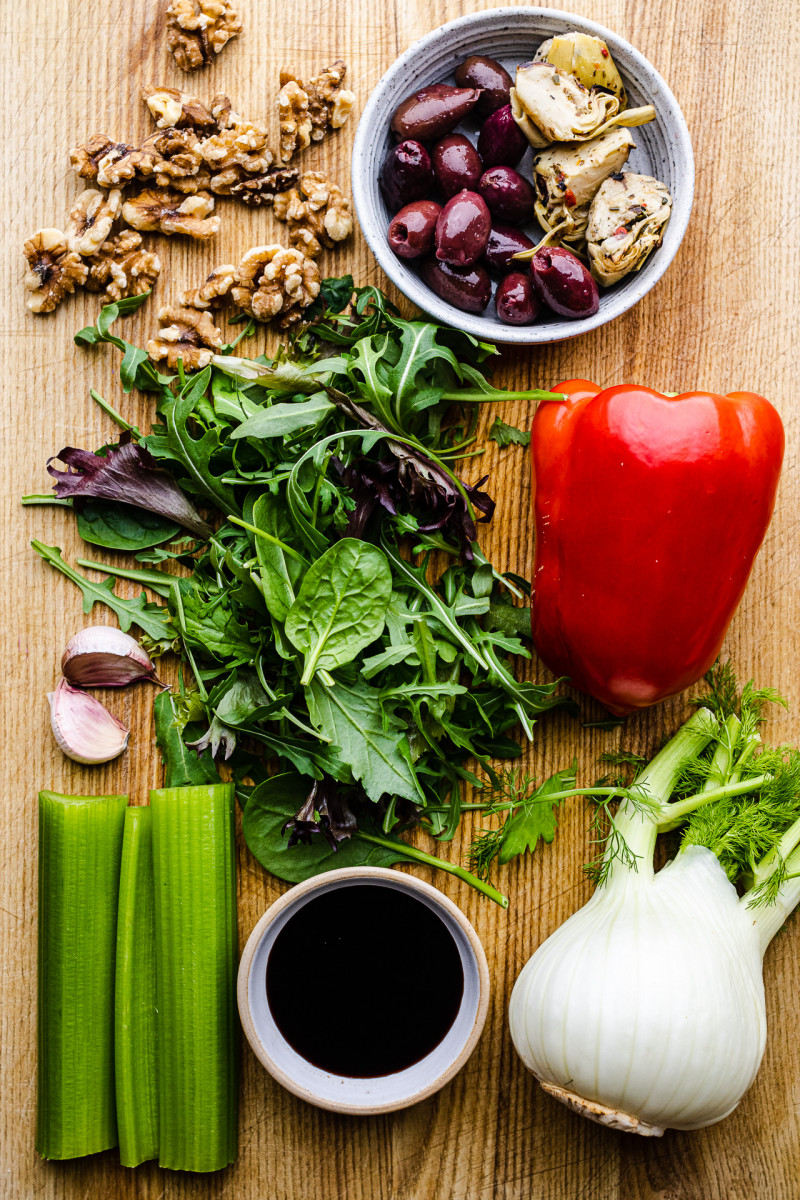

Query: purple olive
[[478, 167, 536, 225], [484, 224, 535, 272], [422, 259, 492, 313], [379, 140, 433, 211], [495, 272, 539, 325], [435, 190, 491, 266], [454, 55, 512, 116], [531, 247, 600, 319], [388, 200, 442, 260], [431, 134, 483, 199], [477, 104, 528, 169], [390, 84, 482, 142]]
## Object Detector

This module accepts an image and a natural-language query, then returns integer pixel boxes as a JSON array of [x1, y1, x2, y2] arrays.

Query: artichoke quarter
[[586, 172, 673, 285], [531, 127, 635, 245], [511, 61, 655, 146], [534, 32, 627, 106]]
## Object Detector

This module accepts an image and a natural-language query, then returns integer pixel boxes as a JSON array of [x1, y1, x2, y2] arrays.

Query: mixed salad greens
[[28, 281, 576, 905]]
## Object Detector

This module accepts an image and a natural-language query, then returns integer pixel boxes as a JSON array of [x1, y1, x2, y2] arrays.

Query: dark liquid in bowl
[[266, 883, 464, 1077]]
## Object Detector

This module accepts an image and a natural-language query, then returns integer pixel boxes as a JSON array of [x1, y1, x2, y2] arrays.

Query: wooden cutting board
[[3, 1, 799, 1196]]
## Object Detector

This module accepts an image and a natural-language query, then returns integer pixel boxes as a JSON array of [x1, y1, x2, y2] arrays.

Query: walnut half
[[273, 170, 353, 257], [23, 230, 88, 313], [85, 231, 162, 302], [166, 0, 242, 71], [122, 188, 220, 238], [277, 61, 355, 162], [141, 83, 218, 132], [181, 263, 236, 309], [231, 244, 320, 327], [65, 188, 122, 256], [147, 305, 223, 370]]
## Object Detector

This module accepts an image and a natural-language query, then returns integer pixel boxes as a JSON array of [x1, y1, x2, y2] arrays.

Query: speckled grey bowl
[[351, 7, 694, 345]]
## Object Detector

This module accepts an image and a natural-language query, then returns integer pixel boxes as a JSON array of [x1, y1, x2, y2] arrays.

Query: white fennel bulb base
[[509, 846, 767, 1133]]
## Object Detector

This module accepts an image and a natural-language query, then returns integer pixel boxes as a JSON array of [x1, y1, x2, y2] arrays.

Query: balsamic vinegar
[[266, 884, 464, 1077]]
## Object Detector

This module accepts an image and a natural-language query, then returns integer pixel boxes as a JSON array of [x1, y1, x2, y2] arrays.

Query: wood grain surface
[[3, 1, 799, 1197]]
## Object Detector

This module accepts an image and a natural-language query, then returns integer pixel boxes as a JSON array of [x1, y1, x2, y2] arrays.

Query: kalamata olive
[[431, 134, 483, 199], [388, 200, 442, 259], [390, 85, 482, 142], [484, 224, 535, 272], [531, 246, 600, 319], [495, 272, 540, 325], [379, 140, 433, 211], [454, 55, 512, 116], [478, 167, 536, 225], [421, 259, 492, 313], [435, 190, 491, 266], [476, 104, 528, 169]]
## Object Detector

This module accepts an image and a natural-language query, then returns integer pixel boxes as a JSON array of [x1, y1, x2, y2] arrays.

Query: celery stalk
[[115, 806, 159, 1167], [37, 790, 128, 1159], [150, 783, 238, 1172]]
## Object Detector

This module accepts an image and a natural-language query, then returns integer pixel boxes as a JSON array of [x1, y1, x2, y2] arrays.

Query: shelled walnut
[[64, 188, 122, 256], [147, 304, 223, 369], [273, 170, 352, 257], [181, 263, 236, 309], [122, 189, 220, 238], [231, 245, 320, 327], [229, 166, 299, 207], [70, 136, 134, 184], [141, 84, 218, 131], [23, 230, 88, 313], [277, 80, 312, 164], [277, 61, 355, 162], [143, 129, 208, 191], [199, 116, 272, 174], [85, 231, 161, 302], [166, 0, 242, 72]]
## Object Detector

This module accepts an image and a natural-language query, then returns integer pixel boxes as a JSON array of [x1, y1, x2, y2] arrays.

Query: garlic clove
[[61, 625, 159, 687], [47, 679, 130, 764]]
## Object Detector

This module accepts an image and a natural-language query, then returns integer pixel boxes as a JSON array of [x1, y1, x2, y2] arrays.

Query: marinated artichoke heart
[[586, 172, 672, 285], [534, 33, 627, 106], [512, 61, 655, 145], [532, 127, 635, 245]]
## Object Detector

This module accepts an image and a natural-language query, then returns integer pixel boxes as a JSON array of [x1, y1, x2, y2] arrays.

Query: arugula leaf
[[154, 691, 220, 787], [285, 539, 392, 684], [307, 678, 423, 804], [489, 417, 531, 448], [499, 763, 578, 863], [142, 371, 239, 515], [242, 774, 406, 882], [32, 541, 174, 645]]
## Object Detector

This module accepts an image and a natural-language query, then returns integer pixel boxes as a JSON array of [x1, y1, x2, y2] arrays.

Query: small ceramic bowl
[[238, 866, 489, 1114], [351, 6, 694, 344]]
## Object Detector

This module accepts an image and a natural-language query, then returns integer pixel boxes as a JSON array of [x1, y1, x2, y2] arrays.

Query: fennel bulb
[[509, 689, 800, 1135]]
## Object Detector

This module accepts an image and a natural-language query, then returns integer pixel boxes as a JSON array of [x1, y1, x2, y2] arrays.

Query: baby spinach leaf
[[231, 394, 336, 441], [307, 678, 423, 804], [75, 500, 181, 550], [285, 539, 391, 684], [252, 493, 306, 622], [242, 774, 406, 883], [489, 417, 531, 448]]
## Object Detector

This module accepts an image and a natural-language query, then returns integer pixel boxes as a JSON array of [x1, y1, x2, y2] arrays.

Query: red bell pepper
[[531, 380, 785, 714]]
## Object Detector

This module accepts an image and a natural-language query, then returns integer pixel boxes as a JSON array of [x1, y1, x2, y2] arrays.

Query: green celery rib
[[115, 805, 159, 1167], [150, 783, 239, 1172], [37, 790, 128, 1160]]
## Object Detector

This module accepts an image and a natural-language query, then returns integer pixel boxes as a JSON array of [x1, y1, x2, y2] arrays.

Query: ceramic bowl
[[237, 866, 490, 1114], [351, 6, 694, 344]]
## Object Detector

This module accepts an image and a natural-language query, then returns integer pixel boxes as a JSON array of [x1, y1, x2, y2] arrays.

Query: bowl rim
[[237, 866, 491, 1114], [351, 5, 695, 345]]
